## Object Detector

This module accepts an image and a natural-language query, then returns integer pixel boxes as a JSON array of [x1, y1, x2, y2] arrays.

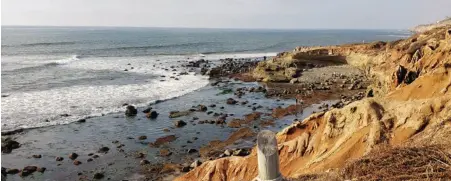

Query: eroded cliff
[[175, 25, 451, 181]]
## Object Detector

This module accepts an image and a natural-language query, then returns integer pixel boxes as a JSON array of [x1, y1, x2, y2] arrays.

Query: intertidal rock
[[169, 111, 191, 118], [147, 111, 159, 119], [68, 153, 78, 160], [1, 138, 20, 153], [173, 120, 187, 127], [93, 172, 104, 179], [5, 168, 19, 174], [73, 160, 82, 165], [149, 135, 177, 147], [125, 105, 138, 116], [196, 105, 208, 112], [97, 147, 110, 153], [19, 166, 37, 177], [142, 107, 152, 113], [226, 98, 237, 105]]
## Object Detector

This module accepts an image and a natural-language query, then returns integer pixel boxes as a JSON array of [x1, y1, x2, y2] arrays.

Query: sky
[[1, 0, 450, 29]]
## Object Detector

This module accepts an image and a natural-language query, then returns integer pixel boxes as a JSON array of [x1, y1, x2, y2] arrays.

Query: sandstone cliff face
[[175, 26, 451, 181]]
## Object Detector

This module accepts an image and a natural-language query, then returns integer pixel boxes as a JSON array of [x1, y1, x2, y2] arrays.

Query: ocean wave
[[1, 73, 210, 132], [1, 55, 81, 73], [54, 55, 80, 64], [5, 41, 77, 47]]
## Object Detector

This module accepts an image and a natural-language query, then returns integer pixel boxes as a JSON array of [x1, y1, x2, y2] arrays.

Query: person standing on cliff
[[295, 95, 304, 116]]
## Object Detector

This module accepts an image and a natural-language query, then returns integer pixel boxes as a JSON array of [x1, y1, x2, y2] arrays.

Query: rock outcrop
[[175, 26, 451, 181]]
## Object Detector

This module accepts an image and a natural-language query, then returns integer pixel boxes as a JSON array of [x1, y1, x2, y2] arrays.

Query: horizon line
[[1, 24, 408, 31]]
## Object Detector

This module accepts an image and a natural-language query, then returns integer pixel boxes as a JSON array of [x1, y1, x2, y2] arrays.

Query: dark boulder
[[187, 149, 198, 154], [196, 105, 208, 112], [173, 120, 187, 128], [1, 128, 24, 136], [125, 105, 138, 116], [93, 172, 104, 179], [5, 168, 19, 174], [97, 147, 110, 153], [19, 166, 37, 177], [226, 98, 237, 105], [69, 153, 78, 160], [1, 139, 20, 153], [146, 111, 159, 119], [181, 166, 191, 172], [142, 107, 152, 113]]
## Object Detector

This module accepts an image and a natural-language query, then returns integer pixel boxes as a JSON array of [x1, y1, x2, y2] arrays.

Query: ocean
[[1, 26, 411, 131]]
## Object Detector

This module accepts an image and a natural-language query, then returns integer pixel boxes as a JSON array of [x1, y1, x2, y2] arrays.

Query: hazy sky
[[2, 0, 450, 29]]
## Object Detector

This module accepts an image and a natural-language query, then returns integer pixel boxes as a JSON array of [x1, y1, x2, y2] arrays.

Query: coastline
[[1, 52, 369, 180]]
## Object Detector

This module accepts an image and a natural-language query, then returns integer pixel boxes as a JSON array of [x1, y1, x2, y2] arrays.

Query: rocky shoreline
[[1, 50, 370, 181]]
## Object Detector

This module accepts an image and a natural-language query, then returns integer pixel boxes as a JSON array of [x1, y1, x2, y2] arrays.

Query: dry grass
[[290, 145, 451, 181], [341, 145, 451, 181], [289, 172, 341, 181]]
